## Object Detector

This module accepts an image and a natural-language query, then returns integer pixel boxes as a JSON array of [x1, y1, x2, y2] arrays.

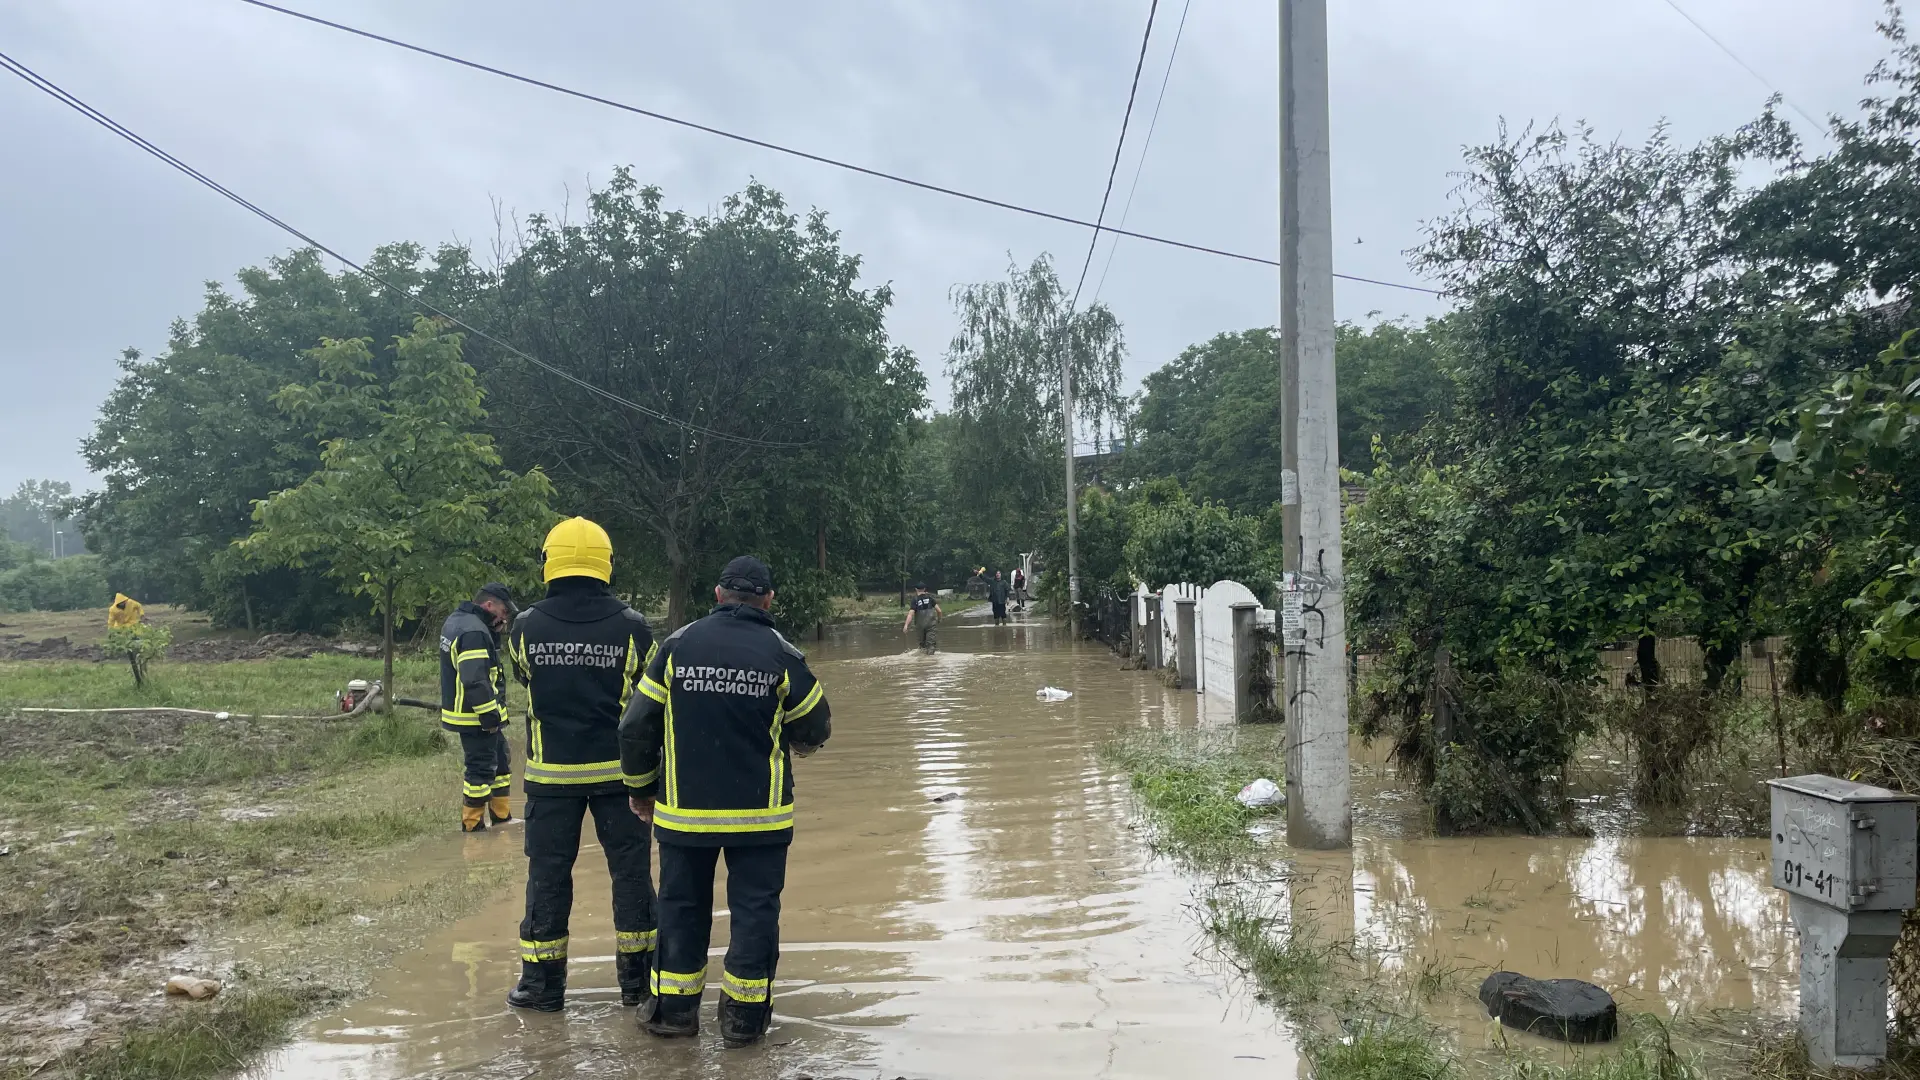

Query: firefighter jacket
[[618, 602, 831, 847], [507, 576, 656, 797], [439, 602, 508, 733]]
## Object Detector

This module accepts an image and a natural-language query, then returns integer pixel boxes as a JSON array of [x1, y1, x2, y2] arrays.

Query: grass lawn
[[0, 651, 503, 1080], [0, 605, 228, 650], [0, 654, 435, 715]]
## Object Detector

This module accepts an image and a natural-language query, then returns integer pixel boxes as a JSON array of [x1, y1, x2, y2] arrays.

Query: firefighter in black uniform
[[619, 555, 831, 1047], [502, 517, 659, 1012], [439, 582, 517, 832]]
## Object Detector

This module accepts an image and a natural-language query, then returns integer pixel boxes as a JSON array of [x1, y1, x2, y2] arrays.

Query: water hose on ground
[[14, 681, 441, 720]]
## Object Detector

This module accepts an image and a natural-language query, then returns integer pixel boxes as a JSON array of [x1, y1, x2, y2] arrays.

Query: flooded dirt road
[[258, 608, 1797, 1078]]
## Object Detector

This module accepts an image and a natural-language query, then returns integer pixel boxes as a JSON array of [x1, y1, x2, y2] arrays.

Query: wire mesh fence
[[1085, 590, 1132, 655]]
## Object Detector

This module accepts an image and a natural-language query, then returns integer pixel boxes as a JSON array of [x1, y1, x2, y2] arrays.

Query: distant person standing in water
[[903, 584, 941, 653], [1011, 567, 1028, 611], [988, 570, 1010, 624]]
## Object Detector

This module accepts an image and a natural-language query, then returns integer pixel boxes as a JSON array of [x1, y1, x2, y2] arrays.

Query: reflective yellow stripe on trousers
[[652, 967, 706, 996], [616, 929, 656, 954], [520, 936, 568, 962], [721, 970, 770, 1003]]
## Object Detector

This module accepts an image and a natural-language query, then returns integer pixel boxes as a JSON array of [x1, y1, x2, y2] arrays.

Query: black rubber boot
[[718, 999, 770, 1048], [615, 952, 653, 1009], [643, 995, 700, 1038], [506, 959, 566, 1012]]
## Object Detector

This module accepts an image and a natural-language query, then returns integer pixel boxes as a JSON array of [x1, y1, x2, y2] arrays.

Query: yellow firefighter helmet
[[542, 517, 613, 583]]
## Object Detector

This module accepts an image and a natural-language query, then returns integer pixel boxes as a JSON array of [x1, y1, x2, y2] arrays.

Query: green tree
[[1126, 323, 1451, 513], [1122, 484, 1269, 590], [0, 480, 83, 557], [240, 319, 555, 697], [80, 244, 489, 629], [945, 255, 1126, 557], [489, 173, 924, 632]]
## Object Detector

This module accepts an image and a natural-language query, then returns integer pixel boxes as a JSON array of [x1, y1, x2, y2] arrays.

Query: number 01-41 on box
[[1767, 775, 1918, 912]]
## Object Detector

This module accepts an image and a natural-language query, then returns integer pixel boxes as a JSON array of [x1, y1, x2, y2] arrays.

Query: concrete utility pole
[[1061, 328, 1080, 632], [1278, 0, 1352, 849]]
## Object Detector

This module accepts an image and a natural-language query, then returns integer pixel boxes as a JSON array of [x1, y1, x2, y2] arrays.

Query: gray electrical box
[[1768, 775, 1918, 912]]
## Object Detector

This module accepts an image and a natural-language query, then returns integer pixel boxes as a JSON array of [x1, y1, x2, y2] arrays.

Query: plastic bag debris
[[165, 975, 221, 1000], [1236, 778, 1284, 809], [1035, 686, 1073, 701]]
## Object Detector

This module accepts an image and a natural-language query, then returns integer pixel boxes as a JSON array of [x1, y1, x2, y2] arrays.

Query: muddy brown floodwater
[[254, 608, 1797, 1079]]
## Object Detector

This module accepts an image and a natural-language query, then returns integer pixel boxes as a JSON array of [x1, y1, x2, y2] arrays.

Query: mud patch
[[0, 631, 380, 663]]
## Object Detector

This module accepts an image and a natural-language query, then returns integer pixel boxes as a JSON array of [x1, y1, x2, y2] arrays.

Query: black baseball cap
[[719, 556, 773, 595], [478, 582, 517, 614]]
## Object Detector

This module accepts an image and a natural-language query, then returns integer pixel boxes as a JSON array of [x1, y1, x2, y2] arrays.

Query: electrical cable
[[227, 0, 1442, 295], [1658, 0, 1823, 131], [0, 50, 812, 448], [1068, 0, 1161, 314], [1093, 0, 1193, 304]]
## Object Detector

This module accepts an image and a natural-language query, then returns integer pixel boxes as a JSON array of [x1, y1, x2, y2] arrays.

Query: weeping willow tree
[[944, 254, 1126, 561]]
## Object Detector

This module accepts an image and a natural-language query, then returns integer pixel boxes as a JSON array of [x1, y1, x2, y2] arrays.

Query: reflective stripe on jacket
[[439, 603, 507, 732], [507, 577, 656, 797], [618, 603, 830, 846]]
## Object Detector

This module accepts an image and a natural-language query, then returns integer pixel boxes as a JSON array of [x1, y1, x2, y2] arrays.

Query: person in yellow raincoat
[[108, 593, 144, 628]]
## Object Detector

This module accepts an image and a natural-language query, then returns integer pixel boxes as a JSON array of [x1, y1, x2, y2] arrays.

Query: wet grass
[[0, 604, 224, 650], [1204, 889, 1333, 1007], [1734, 1026, 1920, 1079], [1494, 1017, 1701, 1079], [1308, 1019, 1457, 1079], [28, 985, 335, 1080], [0, 654, 435, 715], [1102, 732, 1282, 866], [0, 653, 483, 1076]]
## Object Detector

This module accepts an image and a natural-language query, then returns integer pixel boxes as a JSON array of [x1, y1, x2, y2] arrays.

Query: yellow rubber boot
[[461, 805, 488, 832], [489, 795, 513, 825]]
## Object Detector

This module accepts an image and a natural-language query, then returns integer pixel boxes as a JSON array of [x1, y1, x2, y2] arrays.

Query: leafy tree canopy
[[1126, 322, 1451, 513], [79, 244, 488, 629], [240, 318, 554, 692]]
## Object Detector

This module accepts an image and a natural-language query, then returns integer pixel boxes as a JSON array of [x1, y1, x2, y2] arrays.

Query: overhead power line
[[1069, 0, 1161, 313], [228, 0, 1442, 296], [0, 50, 810, 448], [1094, 0, 1194, 304], [1658, 0, 1823, 132]]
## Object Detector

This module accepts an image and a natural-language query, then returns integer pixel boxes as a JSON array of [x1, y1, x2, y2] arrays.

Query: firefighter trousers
[[653, 841, 788, 1025], [518, 793, 656, 969], [459, 728, 511, 806]]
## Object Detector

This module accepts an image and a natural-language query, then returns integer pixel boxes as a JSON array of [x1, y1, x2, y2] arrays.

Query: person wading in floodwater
[[619, 556, 831, 1047], [988, 570, 1010, 625], [903, 583, 941, 653]]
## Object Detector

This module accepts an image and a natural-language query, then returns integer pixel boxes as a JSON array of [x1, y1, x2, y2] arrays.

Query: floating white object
[[213, 712, 231, 720], [1236, 778, 1284, 809], [1035, 686, 1073, 701]]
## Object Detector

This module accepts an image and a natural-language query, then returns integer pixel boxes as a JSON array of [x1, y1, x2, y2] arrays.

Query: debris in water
[[1236, 778, 1284, 809], [1036, 686, 1073, 701], [929, 792, 961, 803], [164, 976, 222, 1000], [1479, 971, 1616, 1043]]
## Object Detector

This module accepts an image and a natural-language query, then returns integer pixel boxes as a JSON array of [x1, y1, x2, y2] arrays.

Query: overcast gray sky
[[0, 0, 1899, 493]]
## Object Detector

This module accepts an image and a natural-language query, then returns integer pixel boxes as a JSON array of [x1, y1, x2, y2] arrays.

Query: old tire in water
[[1478, 971, 1617, 1043]]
